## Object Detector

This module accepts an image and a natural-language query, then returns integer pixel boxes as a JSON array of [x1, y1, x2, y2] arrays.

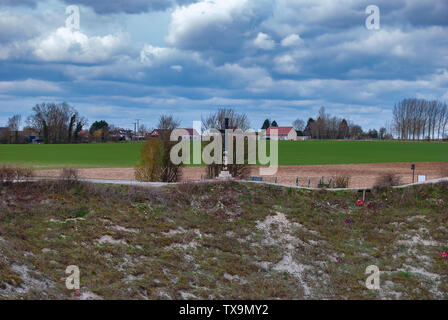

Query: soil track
[[36, 162, 448, 188]]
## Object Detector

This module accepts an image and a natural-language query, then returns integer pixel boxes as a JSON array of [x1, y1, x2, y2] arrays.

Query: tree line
[[290, 107, 390, 140], [392, 98, 448, 140], [0, 102, 151, 144], [1, 99, 447, 144]]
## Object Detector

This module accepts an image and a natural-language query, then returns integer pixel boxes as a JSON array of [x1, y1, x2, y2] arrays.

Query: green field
[[0, 141, 446, 169]]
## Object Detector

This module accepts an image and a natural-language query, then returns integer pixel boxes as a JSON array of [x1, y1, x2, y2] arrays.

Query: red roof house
[[264, 126, 297, 140]]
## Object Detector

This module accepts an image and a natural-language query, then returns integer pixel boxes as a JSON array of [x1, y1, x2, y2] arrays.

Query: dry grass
[[332, 175, 350, 188], [0, 180, 447, 300], [373, 173, 401, 191], [440, 165, 448, 178], [0, 165, 34, 183]]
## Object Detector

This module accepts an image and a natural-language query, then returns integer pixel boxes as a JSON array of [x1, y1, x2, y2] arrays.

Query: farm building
[[262, 126, 298, 141]]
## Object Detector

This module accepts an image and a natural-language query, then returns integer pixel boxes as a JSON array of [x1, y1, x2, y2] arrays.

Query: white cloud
[[166, 0, 250, 47], [274, 54, 300, 74], [140, 44, 175, 66], [140, 44, 201, 67], [0, 79, 62, 93], [31, 27, 127, 63], [253, 32, 275, 50], [281, 33, 303, 47], [171, 65, 183, 72]]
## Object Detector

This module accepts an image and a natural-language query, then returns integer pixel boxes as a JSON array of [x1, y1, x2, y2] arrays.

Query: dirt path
[[36, 162, 448, 188]]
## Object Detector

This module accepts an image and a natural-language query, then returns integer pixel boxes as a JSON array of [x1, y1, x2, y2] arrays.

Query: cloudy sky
[[0, 0, 447, 131]]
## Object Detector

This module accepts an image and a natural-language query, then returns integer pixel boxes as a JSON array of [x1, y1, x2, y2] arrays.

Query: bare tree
[[27, 102, 85, 144], [7, 115, 21, 144], [292, 118, 305, 132], [393, 98, 448, 140], [202, 108, 250, 131], [158, 114, 181, 131]]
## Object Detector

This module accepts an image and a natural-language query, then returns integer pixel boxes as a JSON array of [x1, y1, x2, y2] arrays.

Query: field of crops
[[0, 140, 446, 169]]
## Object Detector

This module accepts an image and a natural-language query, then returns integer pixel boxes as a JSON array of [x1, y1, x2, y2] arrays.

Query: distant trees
[[7, 115, 22, 144], [202, 108, 250, 179], [202, 108, 250, 131], [27, 102, 87, 144], [261, 119, 270, 130], [393, 98, 448, 140], [302, 107, 366, 140], [379, 127, 386, 140], [338, 119, 350, 139], [271, 120, 278, 127], [303, 118, 315, 136], [292, 118, 305, 132], [365, 129, 378, 139], [89, 120, 109, 142]]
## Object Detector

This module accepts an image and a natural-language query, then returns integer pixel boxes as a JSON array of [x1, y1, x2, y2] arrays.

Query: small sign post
[[411, 163, 415, 183]]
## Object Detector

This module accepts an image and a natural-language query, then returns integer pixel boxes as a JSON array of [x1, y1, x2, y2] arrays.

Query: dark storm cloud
[[60, 0, 199, 14]]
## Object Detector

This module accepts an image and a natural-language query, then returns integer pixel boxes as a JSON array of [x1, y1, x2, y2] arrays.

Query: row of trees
[[0, 115, 23, 144], [3, 99, 447, 145], [261, 119, 278, 130], [27, 103, 88, 144], [292, 107, 389, 140], [1, 102, 152, 144], [393, 98, 448, 140]]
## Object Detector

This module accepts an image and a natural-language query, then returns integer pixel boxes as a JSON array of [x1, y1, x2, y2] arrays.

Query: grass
[[0, 140, 447, 169], [0, 179, 447, 299]]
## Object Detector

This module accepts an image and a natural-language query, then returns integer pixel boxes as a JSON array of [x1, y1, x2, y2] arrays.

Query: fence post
[[296, 177, 299, 186], [275, 177, 277, 184]]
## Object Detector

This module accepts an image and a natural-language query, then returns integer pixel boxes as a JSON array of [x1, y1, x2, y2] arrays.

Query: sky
[[0, 0, 447, 131]]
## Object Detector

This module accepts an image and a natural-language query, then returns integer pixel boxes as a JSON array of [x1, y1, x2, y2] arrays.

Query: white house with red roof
[[262, 126, 297, 141]]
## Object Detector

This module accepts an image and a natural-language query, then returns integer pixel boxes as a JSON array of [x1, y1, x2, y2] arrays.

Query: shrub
[[206, 162, 250, 180], [56, 168, 82, 189], [160, 140, 183, 183], [60, 168, 79, 181], [332, 176, 350, 188], [135, 138, 164, 182], [0, 165, 34, 183], [205, 139, 250, 179], [135, 138, 182, 183], [440, 165, 448, 178], [373, 173, 401, 191]]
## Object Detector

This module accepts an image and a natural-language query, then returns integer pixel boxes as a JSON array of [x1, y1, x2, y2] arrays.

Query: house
[[29, 134, 43, 144], [77, 130, 90, 143], [149, 128, 200, 141], [263, 126, 297, 141], [149, 129, 169, 138]]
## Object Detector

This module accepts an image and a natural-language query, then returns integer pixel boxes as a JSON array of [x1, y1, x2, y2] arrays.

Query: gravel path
[[36, 162, 448, 188]]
